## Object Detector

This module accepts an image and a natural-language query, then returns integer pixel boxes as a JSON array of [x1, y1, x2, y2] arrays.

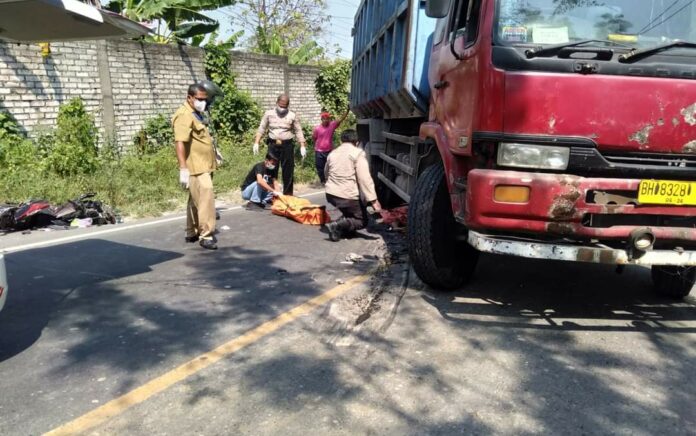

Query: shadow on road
[[424, 254, 696, 333], [232, 247, 696, 434], [0, 239, 182, 362], [0, 233, 378, 395], [416, 254, 696, 434]]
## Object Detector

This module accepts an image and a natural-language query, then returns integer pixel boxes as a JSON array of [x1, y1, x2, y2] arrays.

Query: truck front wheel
[[651, 266, 695, 299], [407, 163, 479, 290]]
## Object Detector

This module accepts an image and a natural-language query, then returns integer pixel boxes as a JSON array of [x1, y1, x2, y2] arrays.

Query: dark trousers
[[326, 193, 367, 236], [269, 139, 295, 195], [315, 151, 330, 184]]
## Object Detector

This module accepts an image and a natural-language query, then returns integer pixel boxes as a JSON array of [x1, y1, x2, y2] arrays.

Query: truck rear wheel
[[407, 163, 479, 290], [651, 266, 695, 299]]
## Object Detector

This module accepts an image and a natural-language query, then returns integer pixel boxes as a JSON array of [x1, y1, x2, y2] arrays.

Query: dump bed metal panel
[[351, 0, 436, 120]]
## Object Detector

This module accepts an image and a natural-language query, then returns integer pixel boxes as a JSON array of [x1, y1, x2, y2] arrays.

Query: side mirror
[[425, 0, 451, 18]]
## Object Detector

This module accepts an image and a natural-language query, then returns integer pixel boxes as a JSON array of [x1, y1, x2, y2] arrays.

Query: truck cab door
[[431, 0, 484, 156]]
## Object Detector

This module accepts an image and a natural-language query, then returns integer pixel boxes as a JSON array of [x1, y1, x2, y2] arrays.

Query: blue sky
[[209, 0, 361, 59]]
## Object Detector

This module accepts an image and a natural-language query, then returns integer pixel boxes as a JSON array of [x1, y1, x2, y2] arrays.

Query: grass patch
[[0, 132, 319, 218]]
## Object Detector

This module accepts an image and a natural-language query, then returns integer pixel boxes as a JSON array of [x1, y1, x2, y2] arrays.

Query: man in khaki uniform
[[253, 94, 306, 195], [173, 83, 218, 250], [324, 129, 382, 241]]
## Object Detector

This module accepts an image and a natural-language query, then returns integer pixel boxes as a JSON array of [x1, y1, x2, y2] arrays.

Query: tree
[[261, 32, 324, 64], [231, 0, 329, 62], [106, 0, 238, 43], [315, 59, 351, 116], [551, 0, 601, 14]]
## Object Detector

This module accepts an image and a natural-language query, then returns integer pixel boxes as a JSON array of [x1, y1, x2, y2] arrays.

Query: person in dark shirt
[[241, 152, 282, 210]]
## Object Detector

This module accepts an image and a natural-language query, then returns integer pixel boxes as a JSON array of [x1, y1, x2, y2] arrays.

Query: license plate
[[638, 180, 696, 206]]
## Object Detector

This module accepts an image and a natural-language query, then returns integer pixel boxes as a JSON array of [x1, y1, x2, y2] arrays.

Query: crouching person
[[325, 129, 382, 241], [241, 152, 282, 211]]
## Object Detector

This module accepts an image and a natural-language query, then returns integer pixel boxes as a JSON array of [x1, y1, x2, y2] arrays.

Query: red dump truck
[[351, 0, 696, 298]]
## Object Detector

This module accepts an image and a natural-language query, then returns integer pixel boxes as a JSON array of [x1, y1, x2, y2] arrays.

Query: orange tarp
[[271, 195, 332, 226]]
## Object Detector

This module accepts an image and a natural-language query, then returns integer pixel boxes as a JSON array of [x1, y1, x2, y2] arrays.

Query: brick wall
[[0, 41, 104, 136], [0, 41, 323, 148], [229, 51, 322, 126], [106, 41, 205, 145], [287, 64, 323, 125]]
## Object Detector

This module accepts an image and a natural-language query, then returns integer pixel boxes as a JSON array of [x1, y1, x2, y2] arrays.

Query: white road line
[[1, 191, 325, 254]]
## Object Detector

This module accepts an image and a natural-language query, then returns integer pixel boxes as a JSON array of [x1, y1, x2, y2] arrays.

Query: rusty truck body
[[351, 0, 696, 298]]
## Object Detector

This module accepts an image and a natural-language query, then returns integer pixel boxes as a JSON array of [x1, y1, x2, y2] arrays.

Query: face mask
[[266, 164, 276, 170], [276, 106, 288, 116], [193, 99, 206, 113]]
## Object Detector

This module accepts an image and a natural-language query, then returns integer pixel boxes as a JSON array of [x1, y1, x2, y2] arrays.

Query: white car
[[0, 254, 7, 313]]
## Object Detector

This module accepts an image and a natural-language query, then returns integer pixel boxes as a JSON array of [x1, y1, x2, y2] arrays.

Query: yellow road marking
[[44, 273, 371, 436]]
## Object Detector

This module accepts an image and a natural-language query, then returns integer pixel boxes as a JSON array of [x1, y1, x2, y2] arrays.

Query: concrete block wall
[[106, 41, 205, 145], [229, 51, 286, 113], [287, 64, 323, 126], [0, 41, 104, 137], [0, 41, 322, 148]]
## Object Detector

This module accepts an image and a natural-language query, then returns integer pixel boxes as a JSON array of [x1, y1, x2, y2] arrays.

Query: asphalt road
[[1, 191, 694, 435]]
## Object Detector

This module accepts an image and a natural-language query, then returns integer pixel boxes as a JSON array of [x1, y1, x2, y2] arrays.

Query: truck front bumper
[[465, 169, 696, 243], [468, 231, 696, 266]]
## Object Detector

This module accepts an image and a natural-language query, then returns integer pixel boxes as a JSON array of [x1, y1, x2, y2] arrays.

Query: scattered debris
[[276, 269, 289, 275], [336, 279, 345, 284], [71, 218, 92, 228], [346, 253, 364, 263], [220, 225, 231, 231], [379, 206, 408, 229], [0, 192, 118, 233]]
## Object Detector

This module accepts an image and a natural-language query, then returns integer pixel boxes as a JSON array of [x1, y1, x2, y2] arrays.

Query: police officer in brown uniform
[[253, 94, 306, 196], [173, 83, 218, 250]]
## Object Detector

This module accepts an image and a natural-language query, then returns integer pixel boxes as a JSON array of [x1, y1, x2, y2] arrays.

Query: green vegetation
[[204, 44, 262, 137], [105, 0, 238, 43], [315, 59, 351, 116], [234, 0, 331, 63], [1, 39, 350, 218], [133, 113, 174, 155], [0, 101, 318, 218], [315, 59, 356, 137], [45, 98, 99, 176]]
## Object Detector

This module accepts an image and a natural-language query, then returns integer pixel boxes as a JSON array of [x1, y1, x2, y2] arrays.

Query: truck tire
[[651, 266, 695, 299], [408, 163, 478, 290]]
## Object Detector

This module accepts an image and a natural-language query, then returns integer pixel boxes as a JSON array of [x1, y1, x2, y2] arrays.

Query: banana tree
[[105, 0, 237, 43], [257, 30, 324, 64]]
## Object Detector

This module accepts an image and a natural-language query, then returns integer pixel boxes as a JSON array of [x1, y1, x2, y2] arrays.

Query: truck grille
[[583, 214, 696, 229], [602, 152, 696, 169], [567, 148, 696, 179]]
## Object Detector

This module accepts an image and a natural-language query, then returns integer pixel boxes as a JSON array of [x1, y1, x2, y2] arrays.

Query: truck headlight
[[497, 143, 570, 170]]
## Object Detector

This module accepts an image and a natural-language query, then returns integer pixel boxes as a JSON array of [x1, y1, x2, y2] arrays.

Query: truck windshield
[[496, 0, 696, 48]]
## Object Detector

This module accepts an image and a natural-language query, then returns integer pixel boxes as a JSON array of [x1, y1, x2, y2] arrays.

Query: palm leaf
[[173, 21, 219, 39]]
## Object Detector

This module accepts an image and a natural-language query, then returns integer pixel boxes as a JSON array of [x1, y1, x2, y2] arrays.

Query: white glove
[[253, 143, 260, 155], [300, 146, 307, 159], [179, 168, 190, 189]]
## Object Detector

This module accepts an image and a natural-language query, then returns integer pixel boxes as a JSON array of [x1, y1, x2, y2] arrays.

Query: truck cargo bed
[[351, 0, 436, 120]]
